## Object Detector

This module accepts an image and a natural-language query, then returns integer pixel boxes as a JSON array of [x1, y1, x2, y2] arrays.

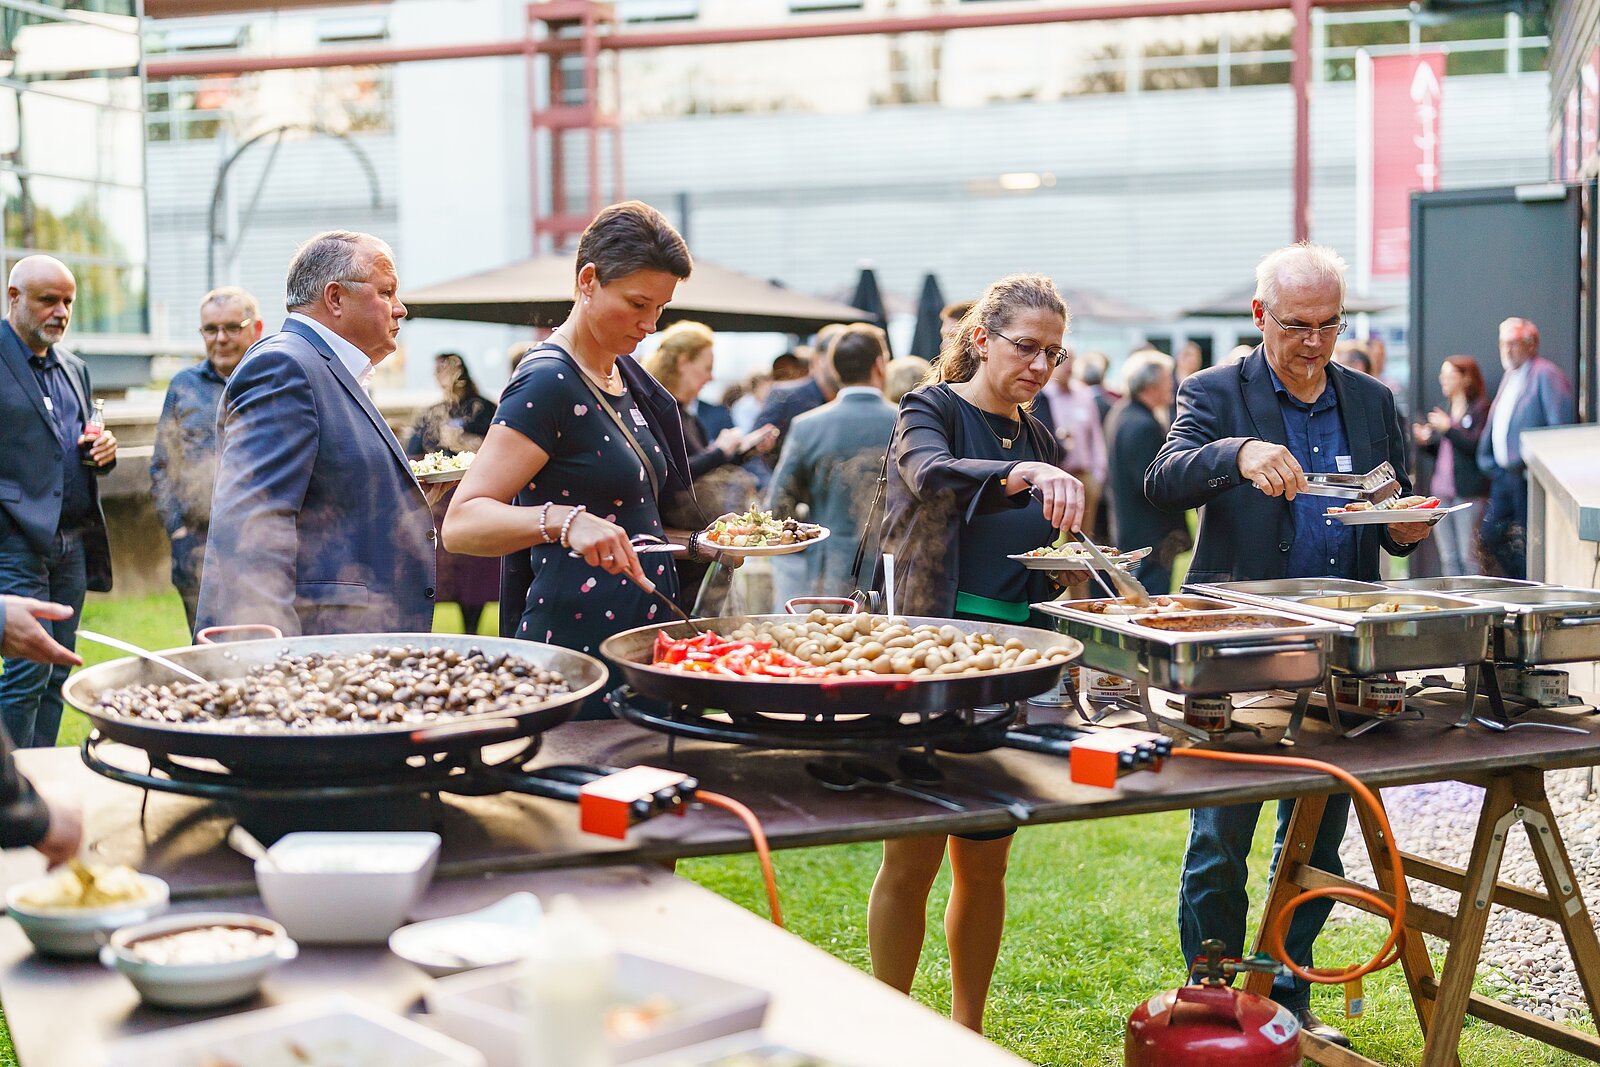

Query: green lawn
[[4, 591, 1587, 1066]]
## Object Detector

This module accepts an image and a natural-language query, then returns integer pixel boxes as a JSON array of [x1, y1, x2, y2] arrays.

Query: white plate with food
[[1326, 498, 1472, 526], [699, 509, 829, 557], [1009, 545, 1151, 571], [411, 450, 475, 484]]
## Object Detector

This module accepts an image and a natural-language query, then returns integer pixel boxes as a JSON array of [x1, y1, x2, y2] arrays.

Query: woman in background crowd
[[407, 352, 499, 634], [641, 321, 774, 606], [884, 355, 931, 404], [1412, 355, 1490, 575], [874, 273, 1084, 1034]]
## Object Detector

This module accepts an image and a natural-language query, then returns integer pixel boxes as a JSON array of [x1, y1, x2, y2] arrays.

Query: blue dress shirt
[[1267, 367, 1358, 579]]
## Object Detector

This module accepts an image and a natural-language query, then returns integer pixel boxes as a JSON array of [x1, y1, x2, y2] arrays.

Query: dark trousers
[[1481, 469, 1528, 580], [0, 526, 86, 748], [1178, 794, 1353, 1010], [170, 530, 205, 636]]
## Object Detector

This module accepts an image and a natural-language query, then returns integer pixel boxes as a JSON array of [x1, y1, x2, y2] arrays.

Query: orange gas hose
[[695, 790, 784, 927], [1170, 748, 1406, 984]]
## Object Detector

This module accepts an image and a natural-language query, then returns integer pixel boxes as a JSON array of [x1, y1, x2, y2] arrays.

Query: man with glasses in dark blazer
[[1146, 242, 1432, 1050]]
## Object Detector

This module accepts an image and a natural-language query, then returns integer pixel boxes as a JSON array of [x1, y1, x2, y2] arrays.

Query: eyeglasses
[[1264, 305, 1348, 339], [199, 320, 254, 339], [990, 330, 1069, 367]]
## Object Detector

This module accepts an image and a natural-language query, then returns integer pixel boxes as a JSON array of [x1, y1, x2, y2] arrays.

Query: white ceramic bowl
[[100, 911, 297, 1010], [256, 831, 441, 944], [5, 873, 170, 958]]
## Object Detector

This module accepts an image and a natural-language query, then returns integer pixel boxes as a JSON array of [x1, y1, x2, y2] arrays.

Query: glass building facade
[[1, 0, 148, 338]]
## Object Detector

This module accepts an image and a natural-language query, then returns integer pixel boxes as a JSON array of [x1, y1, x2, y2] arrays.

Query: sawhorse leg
[[1246, 771, 1600, 1065]]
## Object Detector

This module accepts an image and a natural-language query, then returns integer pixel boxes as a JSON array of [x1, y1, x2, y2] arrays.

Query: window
[[617, 0, 697, 22], [317, 16, 388, 45], [788, 0, 863, 13]]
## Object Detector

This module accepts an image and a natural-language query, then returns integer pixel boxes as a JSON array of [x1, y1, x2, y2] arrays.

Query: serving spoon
[[76, 630, 209, 685]]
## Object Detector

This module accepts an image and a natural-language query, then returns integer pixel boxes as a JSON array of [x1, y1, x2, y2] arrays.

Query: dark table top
[[15, 684, 1600, 903]]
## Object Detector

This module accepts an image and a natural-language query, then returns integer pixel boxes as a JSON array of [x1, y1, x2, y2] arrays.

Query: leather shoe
[[1293, 1008, 1352, 1048]]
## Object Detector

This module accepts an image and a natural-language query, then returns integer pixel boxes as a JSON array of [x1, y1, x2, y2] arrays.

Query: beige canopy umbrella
[[403, 253, 873, 333]]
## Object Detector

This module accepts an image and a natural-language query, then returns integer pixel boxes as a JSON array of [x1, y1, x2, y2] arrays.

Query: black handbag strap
[[848, 445, 891, 592], [532, 343, 663, 505]]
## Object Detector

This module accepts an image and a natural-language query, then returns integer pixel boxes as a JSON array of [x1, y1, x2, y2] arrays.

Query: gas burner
[[604, 686, 1022, 754], [81, 732, 690, 841]]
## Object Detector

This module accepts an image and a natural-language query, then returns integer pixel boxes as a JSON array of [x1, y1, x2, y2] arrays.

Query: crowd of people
[[0, 203, 1578, 1050]]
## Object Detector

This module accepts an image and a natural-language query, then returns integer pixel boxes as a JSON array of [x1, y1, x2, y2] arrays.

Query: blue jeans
[[1178, 793, 1352, 1010], [1480, 470, 1528, 580], [0, 525, 86, 748]]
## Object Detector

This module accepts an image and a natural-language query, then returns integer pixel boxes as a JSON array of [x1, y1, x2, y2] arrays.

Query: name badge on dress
[[1335, 455, 1353, 473], [629, 407, 648, 428]]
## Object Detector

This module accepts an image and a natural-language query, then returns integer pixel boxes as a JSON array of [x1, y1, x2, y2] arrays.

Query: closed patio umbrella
[[849, 266, 892, 356], [909, 273, 946, 359]]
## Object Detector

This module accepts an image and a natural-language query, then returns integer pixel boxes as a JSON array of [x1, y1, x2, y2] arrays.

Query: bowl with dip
[[6, 863, 169, 958], [255, 831, 441, 944], [100, 911, 296, 1009]]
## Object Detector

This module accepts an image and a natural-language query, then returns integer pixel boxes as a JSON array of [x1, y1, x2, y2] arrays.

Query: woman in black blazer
[[1412, 355, 1490, 575], [874, 273, 1084, 1036]]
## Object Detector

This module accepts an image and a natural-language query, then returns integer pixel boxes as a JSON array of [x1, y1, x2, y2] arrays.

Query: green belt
[[954, 591, 1032, 624]]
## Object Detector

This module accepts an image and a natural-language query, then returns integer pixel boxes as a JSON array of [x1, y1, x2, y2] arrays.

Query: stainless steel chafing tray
[[1258, 591, 1499, 674], [1457, 586, 1600, 666], [1381, 575, 1545, 594], [1187, 578, 1386, 601], [1033, 596, 1344, 695]]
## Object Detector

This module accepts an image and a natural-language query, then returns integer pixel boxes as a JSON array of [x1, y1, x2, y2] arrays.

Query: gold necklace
[[553, 331, 618, 389], [976, 405, 1022, 450]]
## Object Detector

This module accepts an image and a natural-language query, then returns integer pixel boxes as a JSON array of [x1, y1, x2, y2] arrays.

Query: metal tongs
[[1073, 531, 1152, 608], [1300, 461, 1402, 505]]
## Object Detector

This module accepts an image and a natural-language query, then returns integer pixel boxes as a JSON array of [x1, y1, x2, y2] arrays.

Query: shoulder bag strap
[[848, 446, 891, 592], [538, 342, 663, 504]]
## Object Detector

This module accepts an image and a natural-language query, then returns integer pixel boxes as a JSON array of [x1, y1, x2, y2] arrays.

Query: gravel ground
[[1334, 769, 1600, 1022]]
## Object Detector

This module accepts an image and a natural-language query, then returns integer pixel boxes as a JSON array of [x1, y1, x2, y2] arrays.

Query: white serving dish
[[426, 952, 771, 1065], [256, 831, 440, 944], [1008, 545, 1151, 571], [5, 872, 169, 958], [389, 892, 544, 978], [697, 526, 829, 557], [627, 1033, 852, 1067], [1327, 500, 1473, 525], [100, 911, 297, 1009], [104, 992, 485, 1067]]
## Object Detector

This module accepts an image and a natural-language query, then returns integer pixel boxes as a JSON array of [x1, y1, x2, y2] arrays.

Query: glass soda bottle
[[81, 398, 106, 466]]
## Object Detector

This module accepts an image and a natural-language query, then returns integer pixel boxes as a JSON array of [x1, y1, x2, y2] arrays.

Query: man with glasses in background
[[151, 286, 263, 631], [1146, 242, 1432, 1050]]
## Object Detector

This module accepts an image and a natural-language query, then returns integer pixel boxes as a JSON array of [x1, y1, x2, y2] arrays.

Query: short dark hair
[[770, 352, 807, 381], [830, 324, 888, 386], [941, 300, 974, 321], [575, 201, 692, 288]]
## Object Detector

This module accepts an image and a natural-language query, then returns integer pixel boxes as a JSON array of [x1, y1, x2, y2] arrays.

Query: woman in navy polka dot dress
[[443, 202, 706, 716]]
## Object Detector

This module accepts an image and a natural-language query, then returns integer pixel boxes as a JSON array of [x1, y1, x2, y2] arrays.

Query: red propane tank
[[1125, 982, 1300, 1067]]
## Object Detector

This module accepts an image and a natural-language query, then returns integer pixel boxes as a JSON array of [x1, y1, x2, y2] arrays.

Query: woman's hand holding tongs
[[567, 512, 647, 584], [1013, 461, 1086, 531]]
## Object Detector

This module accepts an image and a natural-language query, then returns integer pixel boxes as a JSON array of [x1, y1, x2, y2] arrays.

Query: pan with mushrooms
[[62, 633, 608, 770]]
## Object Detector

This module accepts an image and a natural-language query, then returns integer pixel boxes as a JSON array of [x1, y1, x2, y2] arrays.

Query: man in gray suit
[[767, 324, 896, 601], [1476, 317, 1575, 579]]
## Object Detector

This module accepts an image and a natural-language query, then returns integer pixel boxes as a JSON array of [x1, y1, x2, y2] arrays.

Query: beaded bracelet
[[536, 502, 553, 544], [558, 504, 587, 549]]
